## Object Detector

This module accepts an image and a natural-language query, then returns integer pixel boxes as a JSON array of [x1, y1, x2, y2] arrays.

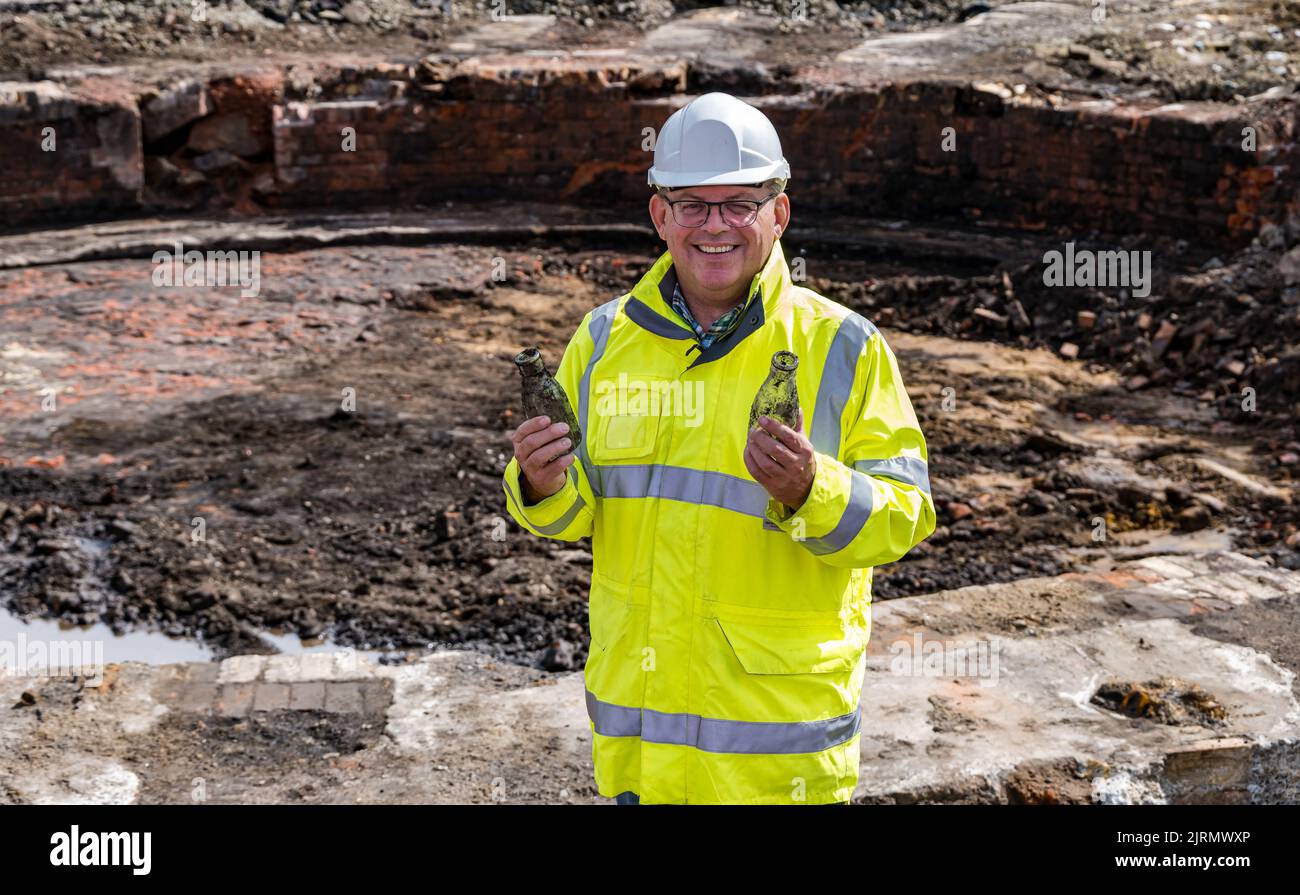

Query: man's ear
[[774, 192, 791, 235], [648, 192, 668, 240]]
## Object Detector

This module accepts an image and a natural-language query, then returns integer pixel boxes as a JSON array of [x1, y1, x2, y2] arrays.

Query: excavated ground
[[2, 0, 1299, 803], [1, 213, 1296, 672]]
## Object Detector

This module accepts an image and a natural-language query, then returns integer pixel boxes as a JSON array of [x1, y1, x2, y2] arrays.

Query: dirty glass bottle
[[749, 350, 800, 430], [514, 347, 582, 451]]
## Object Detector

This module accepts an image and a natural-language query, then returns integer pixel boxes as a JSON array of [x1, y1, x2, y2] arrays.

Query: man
[[502, 92, 936, 805]]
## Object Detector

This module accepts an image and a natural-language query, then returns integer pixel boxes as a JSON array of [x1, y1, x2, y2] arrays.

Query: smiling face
[[649, 182, 791, 309]]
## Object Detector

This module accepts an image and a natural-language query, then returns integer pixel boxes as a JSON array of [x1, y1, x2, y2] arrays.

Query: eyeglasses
[[660, 192, 779, 228]]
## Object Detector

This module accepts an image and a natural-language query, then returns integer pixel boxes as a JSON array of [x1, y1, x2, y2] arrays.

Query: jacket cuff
[[503, 457, 580, 529], [763, 451, 860, 539]]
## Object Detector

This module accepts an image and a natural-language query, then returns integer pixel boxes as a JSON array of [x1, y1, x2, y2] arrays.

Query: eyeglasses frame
[[658, 190, 781, 229]]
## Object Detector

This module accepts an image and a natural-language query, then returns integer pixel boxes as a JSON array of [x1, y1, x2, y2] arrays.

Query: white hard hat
[[647, 92, 791, 189]]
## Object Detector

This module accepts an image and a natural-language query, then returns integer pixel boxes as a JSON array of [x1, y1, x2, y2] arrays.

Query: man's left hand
[[744, 408, 816, 512]]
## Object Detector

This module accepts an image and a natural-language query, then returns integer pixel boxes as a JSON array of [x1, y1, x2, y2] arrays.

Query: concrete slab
[[640, 8, 774, 63], [834, 1, 1091, 69], [445, 14, 558, 54], [2, 551, 1298, 803], [858, 617, 1299, 803]]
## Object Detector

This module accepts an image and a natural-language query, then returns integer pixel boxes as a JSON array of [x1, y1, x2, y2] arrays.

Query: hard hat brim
[[648, 160, 790, 189]]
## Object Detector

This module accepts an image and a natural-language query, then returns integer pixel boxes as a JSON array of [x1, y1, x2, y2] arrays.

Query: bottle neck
[[517, 358, 546, 378], [770, 352, 798, 379]]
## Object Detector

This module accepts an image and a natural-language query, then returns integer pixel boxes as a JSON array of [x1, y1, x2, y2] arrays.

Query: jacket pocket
[[715, 614, 866, 675], [588, 570, 639, 653], [589, 376, 669, 461]]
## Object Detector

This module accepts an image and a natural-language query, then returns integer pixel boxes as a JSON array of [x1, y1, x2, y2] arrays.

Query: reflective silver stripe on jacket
[[853, 456, 931, 495], [599, 464, 769, 518], [585, 689, 863, 755], [578, 298, 621, 497], [810, 312, 877, 459], [794, 469, 875, 555], [504, 464, 587, 535]]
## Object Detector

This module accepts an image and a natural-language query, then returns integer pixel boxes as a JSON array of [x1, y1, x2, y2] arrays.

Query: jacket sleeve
[[502, 311, 598, 542], [763, 325, 936, 567]]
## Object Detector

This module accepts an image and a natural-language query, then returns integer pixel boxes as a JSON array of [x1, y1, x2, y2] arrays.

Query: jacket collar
[[624, 238, 792, 370]]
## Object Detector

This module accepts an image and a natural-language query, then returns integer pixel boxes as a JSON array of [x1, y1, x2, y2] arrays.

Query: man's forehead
[[666, 184, 766, 199]]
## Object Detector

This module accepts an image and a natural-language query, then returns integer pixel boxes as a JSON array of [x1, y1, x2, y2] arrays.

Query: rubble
[[1092, 677, 1229, 726], [819, 218, 1300, 431], [2, 551, 1297, 804]]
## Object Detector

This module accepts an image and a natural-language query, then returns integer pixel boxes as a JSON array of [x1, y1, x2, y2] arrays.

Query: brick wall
[[0, 60, 1294, 250], [0, 81, 142, 226], [769, 82, 1299, 246], [269, 60, 686, 206]]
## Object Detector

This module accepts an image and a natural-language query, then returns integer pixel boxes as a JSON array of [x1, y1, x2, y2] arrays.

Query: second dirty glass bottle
[[514, 346, 582, 451], [749, 350, 800, 431]]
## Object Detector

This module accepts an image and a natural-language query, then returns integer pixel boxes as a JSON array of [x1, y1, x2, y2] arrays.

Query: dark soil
[[1, 235, 1295, 670]]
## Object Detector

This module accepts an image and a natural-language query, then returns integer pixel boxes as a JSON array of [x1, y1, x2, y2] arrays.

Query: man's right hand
[[511, 415, 575, 503]]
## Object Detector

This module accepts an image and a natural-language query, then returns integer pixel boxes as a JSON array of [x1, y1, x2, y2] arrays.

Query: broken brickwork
[[1, 59, 1294, 249]]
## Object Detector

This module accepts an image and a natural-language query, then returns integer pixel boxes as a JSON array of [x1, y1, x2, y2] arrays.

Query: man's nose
[[703, 205, 731, 232]]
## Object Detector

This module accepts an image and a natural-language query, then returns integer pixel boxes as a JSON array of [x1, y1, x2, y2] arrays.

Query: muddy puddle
[[0, 601, 393, 667]]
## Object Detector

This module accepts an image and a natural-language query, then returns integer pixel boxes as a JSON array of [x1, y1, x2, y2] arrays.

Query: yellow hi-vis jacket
[[502, 238, 936, 804]]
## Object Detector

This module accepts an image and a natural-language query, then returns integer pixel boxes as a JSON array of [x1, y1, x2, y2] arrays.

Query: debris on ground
[[1092, 677, 1229, 726]]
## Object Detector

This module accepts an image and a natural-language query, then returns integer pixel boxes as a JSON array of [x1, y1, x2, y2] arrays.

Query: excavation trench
[[0, 214, 1296, 670], [0, 4, 1297, 668], [2, 6, 1300, 801]]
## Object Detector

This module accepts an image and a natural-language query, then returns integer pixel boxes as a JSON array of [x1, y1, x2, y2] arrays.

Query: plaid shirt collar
[[669, 279, 749, 350]]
